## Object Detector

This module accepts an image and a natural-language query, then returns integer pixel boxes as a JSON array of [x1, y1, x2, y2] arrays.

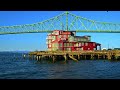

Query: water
[[0, 52, 120, 79]]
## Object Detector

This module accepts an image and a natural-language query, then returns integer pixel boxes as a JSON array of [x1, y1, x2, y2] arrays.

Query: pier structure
[[29, 50, 120, 63]]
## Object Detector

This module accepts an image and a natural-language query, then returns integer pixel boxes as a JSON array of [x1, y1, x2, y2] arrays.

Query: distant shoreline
[[0, 51, 30, 53]]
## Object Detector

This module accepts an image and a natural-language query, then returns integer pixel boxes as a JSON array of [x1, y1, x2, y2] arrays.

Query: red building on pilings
[[46, 30, 101, 51]]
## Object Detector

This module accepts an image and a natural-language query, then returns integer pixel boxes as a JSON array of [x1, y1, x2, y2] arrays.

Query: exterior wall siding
[[46, 30, 101, 51]]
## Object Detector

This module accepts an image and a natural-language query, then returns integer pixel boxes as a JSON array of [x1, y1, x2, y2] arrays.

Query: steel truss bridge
[[0, 11, 120, 35]]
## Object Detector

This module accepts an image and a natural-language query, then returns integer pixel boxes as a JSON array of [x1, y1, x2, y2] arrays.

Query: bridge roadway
[[1, 30, 120, 35]]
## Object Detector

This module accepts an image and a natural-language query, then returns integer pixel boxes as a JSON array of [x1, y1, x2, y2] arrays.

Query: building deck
[[28, 50, 120, 63]]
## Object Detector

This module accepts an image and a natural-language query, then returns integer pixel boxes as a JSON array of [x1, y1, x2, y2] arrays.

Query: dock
[[28, 50, 120, 63]]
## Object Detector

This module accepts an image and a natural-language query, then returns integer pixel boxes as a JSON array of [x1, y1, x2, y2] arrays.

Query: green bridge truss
[[0, 11, 120, 35]]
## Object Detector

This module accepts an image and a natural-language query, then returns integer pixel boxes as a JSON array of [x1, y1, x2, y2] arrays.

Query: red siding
[[47, 30, 101, 51]]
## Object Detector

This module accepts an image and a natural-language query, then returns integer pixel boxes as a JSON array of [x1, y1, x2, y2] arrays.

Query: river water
[[0, 52, 120, 79]]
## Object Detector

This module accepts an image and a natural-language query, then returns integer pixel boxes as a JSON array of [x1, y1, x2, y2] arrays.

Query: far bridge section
[[1, 11, 120, 35]]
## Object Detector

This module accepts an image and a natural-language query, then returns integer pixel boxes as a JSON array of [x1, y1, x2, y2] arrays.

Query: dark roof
[[74, 36, 88, 38], [114, 48, 120, 49], [64, 41, 100, 43], [64, 31, 76, 32], [96, 43, 101, 45], [84, 35, 91, 37], [61, 30, 76, 33]]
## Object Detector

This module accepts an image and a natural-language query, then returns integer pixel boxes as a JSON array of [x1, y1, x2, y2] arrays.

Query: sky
[[0, 11, 120, 51]]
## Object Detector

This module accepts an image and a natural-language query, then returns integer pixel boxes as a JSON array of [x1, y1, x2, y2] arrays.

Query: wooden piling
[[103, 55, 105, 59], [85, 55, 86, 60], [64, 55, 67, 62], [91, 54, 94, 60], [78, 54, 80, 60], [52, 55, 55, 63], [38, 55, 41, 61], [107, 54, 111, 60]]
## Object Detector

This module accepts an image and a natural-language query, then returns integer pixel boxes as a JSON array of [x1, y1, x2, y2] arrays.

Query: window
[[66, 48, 68, 50], [68, 48, 71, 51], [55, 31, 59, 35], [59, 47, 62, 51], [85, 43, 88, 46], [52, 43, 58, 48], [70, 43, 72, 46], [69, 36, 74, 42], [48, 40, 51, 43], [79, 43, 81, 46], [74, 44, 76, 47], [76, 43, 78, 47], [48, 48, 51, 51], [59, 43, 62, 47], [64, 48, 67, 51], [88, 36, 91, 41], [49, 44, 51, 47], [67, 43, 69, 47], [75, 38, 77, 41], [52, 44, 54, 47], [64, 35, 66, 38], [64, 43, 67, 47], [58, 35, 61, 39], [52, 36, 56, 41], [82, 43, 84, 46], [80, 38, 82, 41], [94, 48, 96, 50], [68, 35, 70, 38], [56, 43, 58, 47], [79, 39, 81, 41], [80, 47, 83, 50], [76, 48, 79, 50], [84, 39, 87, 41]]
